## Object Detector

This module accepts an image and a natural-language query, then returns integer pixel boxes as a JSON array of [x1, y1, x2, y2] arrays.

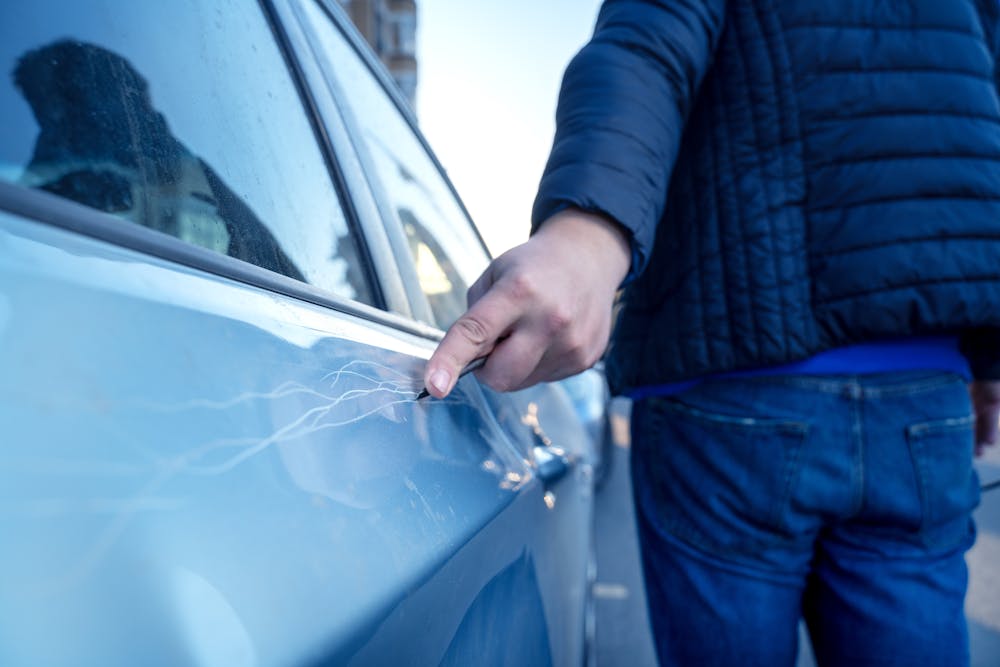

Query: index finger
[[423, 289, 521, 398]]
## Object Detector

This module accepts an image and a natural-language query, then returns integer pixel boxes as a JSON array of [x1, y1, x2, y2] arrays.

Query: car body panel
[[0, 207, 596, 666]]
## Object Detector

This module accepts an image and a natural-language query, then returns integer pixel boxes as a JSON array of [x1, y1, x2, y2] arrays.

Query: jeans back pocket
[[906, 414, 980, 548], [633, 397, 810, 560]]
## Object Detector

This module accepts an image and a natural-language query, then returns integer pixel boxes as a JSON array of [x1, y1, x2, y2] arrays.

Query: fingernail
[[429, 369, 451, 394]]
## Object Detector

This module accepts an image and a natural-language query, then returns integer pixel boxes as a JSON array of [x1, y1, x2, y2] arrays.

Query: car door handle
[[532, 444, 570, 484]]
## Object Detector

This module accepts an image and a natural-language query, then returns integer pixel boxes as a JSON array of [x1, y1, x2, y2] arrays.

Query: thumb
[[424, 301, 514, 398]]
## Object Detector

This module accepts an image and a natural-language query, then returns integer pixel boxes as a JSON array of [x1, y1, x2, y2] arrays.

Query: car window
[[302, 0, 490, 328], [0, 0, 375, 307]]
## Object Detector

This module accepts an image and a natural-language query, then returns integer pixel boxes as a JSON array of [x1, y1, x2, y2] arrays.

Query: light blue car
[[0, 1, 608, 665]]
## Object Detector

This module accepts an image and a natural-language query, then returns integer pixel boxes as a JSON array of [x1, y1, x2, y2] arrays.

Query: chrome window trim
[[292, 0, 436, 326], [263, 0, 417, 319], [0, 180, 443, 341]]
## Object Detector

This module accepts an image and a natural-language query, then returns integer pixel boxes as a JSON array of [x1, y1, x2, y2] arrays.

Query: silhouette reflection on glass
[[13, 39, 304, 280]]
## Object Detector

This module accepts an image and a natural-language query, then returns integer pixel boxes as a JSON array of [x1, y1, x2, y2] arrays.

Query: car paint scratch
[[31, 364, 478, 595]]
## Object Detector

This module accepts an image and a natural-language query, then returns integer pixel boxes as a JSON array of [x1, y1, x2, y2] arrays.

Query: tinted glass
[[0, 0, 375, 306], [303, 0, 490, 328]]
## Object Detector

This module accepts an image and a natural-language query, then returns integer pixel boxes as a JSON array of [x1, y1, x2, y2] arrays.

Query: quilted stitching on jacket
[[533, 0, 1000, 393]]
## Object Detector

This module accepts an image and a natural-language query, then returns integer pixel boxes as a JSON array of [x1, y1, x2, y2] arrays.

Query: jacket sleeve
[[531, 0, 727, 279]]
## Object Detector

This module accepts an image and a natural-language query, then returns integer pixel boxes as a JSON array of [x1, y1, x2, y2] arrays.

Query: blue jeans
[[631, 372, 980, 667]]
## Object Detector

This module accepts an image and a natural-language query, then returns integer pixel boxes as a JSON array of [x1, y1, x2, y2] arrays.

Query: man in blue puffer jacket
[[425, 1, 1000, 664]]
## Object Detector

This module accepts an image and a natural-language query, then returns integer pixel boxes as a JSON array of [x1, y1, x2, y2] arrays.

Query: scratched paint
[[0, 214, 600, 666]]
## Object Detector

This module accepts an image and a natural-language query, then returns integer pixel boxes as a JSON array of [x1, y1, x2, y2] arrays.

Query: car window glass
[[303, 0, 490, 328], [0, 0, 375, 306]]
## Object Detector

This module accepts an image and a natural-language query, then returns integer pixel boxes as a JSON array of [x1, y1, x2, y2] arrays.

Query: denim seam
[[861, 376, 968, 398], [655, 512, 812, 566], [814, 524, 977, 562], [652, 396, 810, 430], [740, 373, 966, 396], [907, 413, 976, 435], [850, 389, 865, 516], [773, 422, 809, 531], [641, 512, 809, 584]]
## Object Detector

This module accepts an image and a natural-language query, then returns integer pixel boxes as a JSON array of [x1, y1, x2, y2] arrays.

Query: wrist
[[535, 208, 632, 286]]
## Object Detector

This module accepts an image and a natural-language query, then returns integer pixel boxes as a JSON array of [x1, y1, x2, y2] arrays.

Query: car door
[[278, 1, 606, 664], [0, 1, 603, 666]]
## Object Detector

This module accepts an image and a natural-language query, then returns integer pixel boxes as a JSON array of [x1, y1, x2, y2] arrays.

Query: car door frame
[[277, 0, 495, 333]]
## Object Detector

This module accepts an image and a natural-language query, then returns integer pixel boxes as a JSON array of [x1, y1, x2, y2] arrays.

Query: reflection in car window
[[0, 0, 375, 306], [303, 0, 490, 328]]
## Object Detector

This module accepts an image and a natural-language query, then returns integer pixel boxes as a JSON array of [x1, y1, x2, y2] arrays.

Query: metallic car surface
[[0, 199, 599, 666], [0, 1, 605, 665]]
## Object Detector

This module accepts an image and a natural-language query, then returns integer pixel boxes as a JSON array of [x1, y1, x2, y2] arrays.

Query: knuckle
[[505, 272, 537, 302], [545, 308, 572, 335], [454, 315, 491, 346]]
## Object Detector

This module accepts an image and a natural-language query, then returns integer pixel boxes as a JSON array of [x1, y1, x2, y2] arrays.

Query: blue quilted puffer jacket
[[533, 0, 1000, 394]]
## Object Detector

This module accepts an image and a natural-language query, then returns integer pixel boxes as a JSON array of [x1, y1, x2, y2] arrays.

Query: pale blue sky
[[416, 0, 603, 254]]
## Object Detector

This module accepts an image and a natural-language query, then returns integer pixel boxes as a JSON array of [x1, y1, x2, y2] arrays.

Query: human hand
[[422, 208, 631, 398], [970, 380, 1000, 456]]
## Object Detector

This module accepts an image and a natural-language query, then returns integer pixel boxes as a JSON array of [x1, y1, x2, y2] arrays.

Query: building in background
[[338, 0, 418, 108]]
